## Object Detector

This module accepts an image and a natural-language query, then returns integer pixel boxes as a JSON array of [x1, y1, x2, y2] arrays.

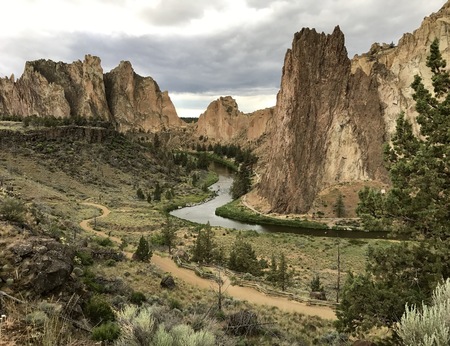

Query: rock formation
[[104, 61, 183, 132], [0, 55, 183, 132], [259, 27, 386, 213], [195, 96, 272, 143], [1, 237, 75, 295], [259, 1, 450, 214]]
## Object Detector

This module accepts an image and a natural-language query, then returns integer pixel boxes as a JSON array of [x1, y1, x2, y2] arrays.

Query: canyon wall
[[195, 96, 272, 144], [259, 1, 450, 214], [0, 55, 183, 132]]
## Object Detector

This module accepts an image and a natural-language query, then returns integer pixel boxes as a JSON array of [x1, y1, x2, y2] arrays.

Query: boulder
[[160, 275, 176, 290], [4, 237, 74, 295]]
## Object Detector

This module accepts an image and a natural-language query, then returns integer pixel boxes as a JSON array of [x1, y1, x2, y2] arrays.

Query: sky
[[0, 0, 446, 117]]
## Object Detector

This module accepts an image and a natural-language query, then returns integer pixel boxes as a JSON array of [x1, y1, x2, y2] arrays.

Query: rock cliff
[[259, 1, 450, 214], [104, 61, 183, 132], [195, 96, 272, 143], [0, 55, 182, 132]]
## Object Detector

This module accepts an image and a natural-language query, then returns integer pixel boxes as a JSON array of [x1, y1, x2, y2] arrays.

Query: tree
[[134, 236, 152, 262], [339, 39, 450, 333], [228, 233, 260, 276], [266, 253, 293, 291], [231, 164, 252, 199], [191, 222, 217, 264], [333, 193, 346, 217], [336, 242, 446, 333], [357, 38, 449, 239], [136, 187, 145, 200], [277, 253, 292, 291], [310, 275, 324, 293], [161, 218, 177, 254], [153, 182, 162, 202]]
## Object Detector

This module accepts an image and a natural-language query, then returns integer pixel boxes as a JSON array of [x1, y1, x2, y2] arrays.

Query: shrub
[[115, 305, 156, 345], [0, 197, 26, 223], [91, 321, 120, 342], [84, 295, 115, 325], [168, 297, 182, 310], [75, 251, 94, 265], [395, 278, 450, 345], [130, 291, 146, 306]]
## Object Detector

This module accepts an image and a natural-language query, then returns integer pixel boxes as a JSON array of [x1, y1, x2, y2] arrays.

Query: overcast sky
[[0, 0, 446, 116]]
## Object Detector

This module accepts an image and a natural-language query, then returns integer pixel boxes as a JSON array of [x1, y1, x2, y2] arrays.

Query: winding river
[[171, 163, 389, 239]]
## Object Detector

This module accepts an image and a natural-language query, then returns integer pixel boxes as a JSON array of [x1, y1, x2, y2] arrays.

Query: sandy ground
[[80, 202, 336, 320]]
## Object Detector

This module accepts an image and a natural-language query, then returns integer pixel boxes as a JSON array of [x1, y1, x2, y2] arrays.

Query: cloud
[[0, 0, 445, 114], [140, 0, 227, 26]]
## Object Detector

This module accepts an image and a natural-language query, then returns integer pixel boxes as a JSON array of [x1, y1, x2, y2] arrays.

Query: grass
[[0, 125, 393, 344], [216, 199, 329, 230]]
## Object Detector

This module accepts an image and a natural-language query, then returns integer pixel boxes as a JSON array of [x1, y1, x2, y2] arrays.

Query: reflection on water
[[170, 163, 389, 239]]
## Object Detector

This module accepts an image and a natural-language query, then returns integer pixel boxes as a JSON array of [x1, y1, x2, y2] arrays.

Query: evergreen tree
[[231, 164, 252, 199], [333, 193, 346, 218], [196, 152, 209, 170], [134, 236, 152, 262], [136, 187, 145, 200], [338, 39, 450, 334], [153, 182, 162, 202], [310, 275, 324, 292], [228, 233, 260, 276], [277, 253, 292, 291], [267, 254, 278, 283], [161, 218, 177, 254], [192, 222, 217, 264], [357, 38, 449, 239]]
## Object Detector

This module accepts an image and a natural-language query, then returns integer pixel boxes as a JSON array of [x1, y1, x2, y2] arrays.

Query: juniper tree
[[134, 236, 152, 262], [161, 217, 177, 254], [191, 222, 217, 264], [338, 39, 450, 334]]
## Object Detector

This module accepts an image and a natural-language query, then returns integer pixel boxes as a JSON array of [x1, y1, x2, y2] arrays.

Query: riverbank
[[215, 199, 329, 229]]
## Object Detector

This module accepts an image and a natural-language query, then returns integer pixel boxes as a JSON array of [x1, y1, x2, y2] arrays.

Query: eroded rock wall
[[0, 55, 183, 132], [259, 2, 450, 214], [195, 96, 272, 144]]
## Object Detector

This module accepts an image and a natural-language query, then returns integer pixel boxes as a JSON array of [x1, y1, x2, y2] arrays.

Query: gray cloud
[[0, 0, 445, 99], [141, 0, 227, 26]]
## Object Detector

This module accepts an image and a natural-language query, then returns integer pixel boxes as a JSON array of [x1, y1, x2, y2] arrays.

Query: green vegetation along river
[[171, 164, 389, 239]]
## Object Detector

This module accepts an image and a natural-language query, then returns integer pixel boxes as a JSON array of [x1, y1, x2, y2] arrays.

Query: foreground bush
[[395, 279, 450, 345], [115, 305, 215, 346]]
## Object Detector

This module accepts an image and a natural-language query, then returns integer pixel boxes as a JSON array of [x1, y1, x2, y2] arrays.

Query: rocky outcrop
[[104, 61, 183, 132], [1, 237, 75, 295], [195, 96, 272, 143], [27, 55, 111, 120], [259, 2, 450, 214], [259, 27, 386, 213], [0, 56, 183, 132]]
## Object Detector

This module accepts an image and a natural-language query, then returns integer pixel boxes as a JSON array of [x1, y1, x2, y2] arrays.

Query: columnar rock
[[104, 61, 183, 132], [259, 1, 450, 214], [0, 67, 70, 117], [195, 96, 272, 143], [27, 55, 112, 120], [259, 27, 386, 213], [0, 55, 183, 132]]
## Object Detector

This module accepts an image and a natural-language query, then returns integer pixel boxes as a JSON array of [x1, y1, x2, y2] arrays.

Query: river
[[170, 163, 390, 239]]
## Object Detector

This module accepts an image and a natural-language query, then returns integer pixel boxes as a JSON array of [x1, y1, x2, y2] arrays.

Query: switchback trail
[[79, 202, 336, 320]]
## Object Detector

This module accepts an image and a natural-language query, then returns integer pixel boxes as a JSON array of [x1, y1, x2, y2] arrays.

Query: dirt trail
[[79, 202, 336, 320]]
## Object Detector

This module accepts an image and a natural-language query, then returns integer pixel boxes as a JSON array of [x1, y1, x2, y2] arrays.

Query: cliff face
[[259, 2, 450, 214], [259, 27, 386, 213], [104, 61, 183, 132], [0, 55, 182, 132], [195, 96, 272, 143]]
